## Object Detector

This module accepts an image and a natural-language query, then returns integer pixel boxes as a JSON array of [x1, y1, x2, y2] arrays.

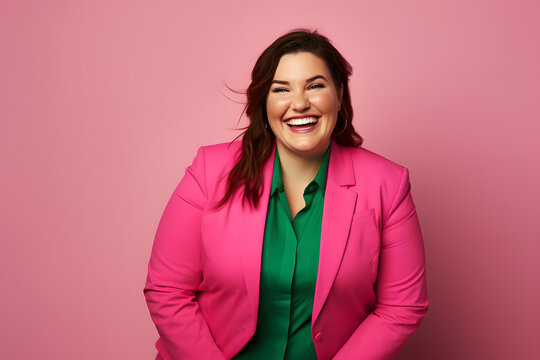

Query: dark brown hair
[[217, 28, 363, 209]]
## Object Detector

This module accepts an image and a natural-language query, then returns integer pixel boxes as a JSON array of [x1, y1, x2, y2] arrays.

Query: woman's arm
[[333, 167, 429, 360], [144, 147, 227, 360]]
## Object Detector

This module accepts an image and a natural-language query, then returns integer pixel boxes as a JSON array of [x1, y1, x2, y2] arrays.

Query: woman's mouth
[[285, 116, 320, 133]]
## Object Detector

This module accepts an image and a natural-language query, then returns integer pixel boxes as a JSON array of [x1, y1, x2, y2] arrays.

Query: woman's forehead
[[273, 52, 331, 81]]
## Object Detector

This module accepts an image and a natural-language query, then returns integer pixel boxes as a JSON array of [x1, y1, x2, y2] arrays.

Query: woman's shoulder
[[339, 144, 407, 175], [190, 140, 242, 167], [189, 140, 242, 185], [339, 145, 413, 203], [199, 140, 242, 162]]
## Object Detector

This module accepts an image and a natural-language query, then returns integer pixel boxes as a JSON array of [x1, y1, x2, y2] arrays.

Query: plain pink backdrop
[[1, 1, 539, 359]]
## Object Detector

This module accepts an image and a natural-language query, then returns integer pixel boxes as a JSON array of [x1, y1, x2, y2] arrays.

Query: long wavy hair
[[217, 28, 363, 209]]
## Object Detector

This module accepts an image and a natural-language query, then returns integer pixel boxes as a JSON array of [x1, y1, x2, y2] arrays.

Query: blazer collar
[[326, 139, 356, 187]]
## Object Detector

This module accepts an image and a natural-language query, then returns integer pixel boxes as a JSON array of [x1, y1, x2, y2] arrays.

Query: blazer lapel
[[313, 140, 357, 323], [237, 144, 276, 322]]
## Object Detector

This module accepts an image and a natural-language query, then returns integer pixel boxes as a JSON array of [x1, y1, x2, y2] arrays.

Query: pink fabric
[[143, 140, 428, 360]]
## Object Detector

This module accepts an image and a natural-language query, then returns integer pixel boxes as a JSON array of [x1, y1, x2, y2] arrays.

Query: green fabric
[[233, 144, 331, 360]]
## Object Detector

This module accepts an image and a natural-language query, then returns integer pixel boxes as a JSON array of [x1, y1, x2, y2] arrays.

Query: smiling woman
[[144, 29, 428, 360]]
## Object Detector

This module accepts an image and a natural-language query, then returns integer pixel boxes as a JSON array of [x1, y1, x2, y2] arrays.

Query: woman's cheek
[[311, 92, 337, 111], [266, 96, 287, 118]]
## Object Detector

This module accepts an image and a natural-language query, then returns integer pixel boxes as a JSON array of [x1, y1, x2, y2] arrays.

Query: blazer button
[[314, 332, 323, 342]]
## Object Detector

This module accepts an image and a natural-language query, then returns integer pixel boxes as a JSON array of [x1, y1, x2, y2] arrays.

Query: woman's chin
[[278, 139, 330, 159]]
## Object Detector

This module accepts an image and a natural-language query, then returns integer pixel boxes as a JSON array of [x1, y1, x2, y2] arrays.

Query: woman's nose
[[291, 91, 310, 111]]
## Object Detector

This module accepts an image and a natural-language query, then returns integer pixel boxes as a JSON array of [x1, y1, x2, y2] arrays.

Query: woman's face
[[266, 52, 343, 160]]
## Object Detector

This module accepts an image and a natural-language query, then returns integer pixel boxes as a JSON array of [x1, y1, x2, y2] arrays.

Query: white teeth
[[285, 117, 319, 126]]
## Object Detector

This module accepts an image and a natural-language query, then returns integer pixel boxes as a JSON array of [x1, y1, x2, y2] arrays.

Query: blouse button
[[314, 332, 323, 341]]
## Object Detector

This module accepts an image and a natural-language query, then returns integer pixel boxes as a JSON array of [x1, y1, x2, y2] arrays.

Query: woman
[[144, 29, 428, 360]]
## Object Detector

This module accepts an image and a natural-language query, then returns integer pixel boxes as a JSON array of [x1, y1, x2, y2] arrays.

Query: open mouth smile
[[284, 116, 320, 133], [285, 116, 319, 126]]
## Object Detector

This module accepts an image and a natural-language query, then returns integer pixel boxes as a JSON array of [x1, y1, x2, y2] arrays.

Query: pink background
[[1, 1, 539, 359]]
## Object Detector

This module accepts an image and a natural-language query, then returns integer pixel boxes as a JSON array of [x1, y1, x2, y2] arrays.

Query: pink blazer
[[144, 140, 428, 360]]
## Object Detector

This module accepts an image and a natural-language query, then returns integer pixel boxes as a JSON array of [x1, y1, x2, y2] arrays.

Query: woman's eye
[[272, 88, 288, 93], [309, 83, 324, 89]]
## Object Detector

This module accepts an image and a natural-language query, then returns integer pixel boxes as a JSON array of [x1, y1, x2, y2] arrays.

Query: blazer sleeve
[[143, 146, 227, 360], [333, 167, 429, 360]]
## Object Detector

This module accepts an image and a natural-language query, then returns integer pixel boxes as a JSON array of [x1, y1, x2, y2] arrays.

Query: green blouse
[[233, 144, 331, 360]]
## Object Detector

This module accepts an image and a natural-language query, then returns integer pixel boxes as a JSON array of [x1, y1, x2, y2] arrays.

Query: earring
[[333, 115, 347, 136]]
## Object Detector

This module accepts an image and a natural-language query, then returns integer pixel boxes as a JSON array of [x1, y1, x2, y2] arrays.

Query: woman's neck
[[276, 142, 328, 186]]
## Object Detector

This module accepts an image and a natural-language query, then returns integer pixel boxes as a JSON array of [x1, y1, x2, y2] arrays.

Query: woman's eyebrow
[[271, 75, 328, 85]]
